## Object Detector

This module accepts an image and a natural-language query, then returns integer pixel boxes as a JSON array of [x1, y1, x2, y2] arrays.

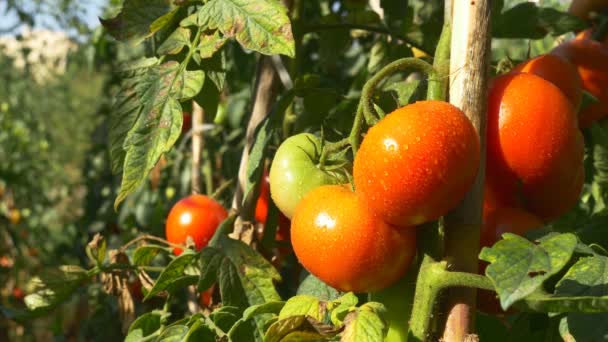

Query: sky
[[0, 0, 105, 37]]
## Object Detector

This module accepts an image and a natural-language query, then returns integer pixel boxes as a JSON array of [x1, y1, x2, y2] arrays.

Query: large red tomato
[[165, 194, 228, 255], [486, 73, 584, 220], [511, 54, 582, 110], [353, 100, 480, 227], [291, 185, 417, 293], [552, 29, 608, 127]]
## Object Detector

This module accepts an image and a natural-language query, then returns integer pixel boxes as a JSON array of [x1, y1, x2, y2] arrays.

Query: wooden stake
[[442, 0, 491, 341]]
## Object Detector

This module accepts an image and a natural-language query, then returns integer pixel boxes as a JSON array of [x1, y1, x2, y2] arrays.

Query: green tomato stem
[[361, 58, 437, 124], [407, 260, 494, 342], [427, 22, 451, 102]]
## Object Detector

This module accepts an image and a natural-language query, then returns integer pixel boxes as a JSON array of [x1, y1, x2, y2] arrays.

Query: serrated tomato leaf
[[479, 233, 577, 309], [296, 274, 342, 301], [264, 315, 341, 342], [144, 253, 198, 300], [197, 235, 281, 337], [157, 27, 191, 55], [197, 0, 294, 57], [341, 302, 388, 342], [279, 295, 324, 321], [132, 245, 168, 266], [100, 0, 172, 44]]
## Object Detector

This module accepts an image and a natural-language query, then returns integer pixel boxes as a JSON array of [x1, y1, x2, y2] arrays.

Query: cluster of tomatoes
[[161, 16, 607, 303]]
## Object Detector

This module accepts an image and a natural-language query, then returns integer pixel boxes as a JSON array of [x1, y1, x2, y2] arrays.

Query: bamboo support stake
[[191, 103, 204, 195], [442, 0, 491, 341], [230, 56, 279, 242]]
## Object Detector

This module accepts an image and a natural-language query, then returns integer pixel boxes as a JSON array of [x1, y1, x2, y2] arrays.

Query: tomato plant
[[165, 194, 228, 255], [5, 0, 608, 341]]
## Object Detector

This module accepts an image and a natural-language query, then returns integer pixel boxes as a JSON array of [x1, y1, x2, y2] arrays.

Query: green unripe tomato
[[269, 133, 346, 219]]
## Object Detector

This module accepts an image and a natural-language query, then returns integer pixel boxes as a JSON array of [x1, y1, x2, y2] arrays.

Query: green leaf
[[264, 315, 341, 342], [198, 50, 226, 91], [279, 295, 324, 321], [109, 58, 159, 174], [243, 301, 285, 321], [329, 293, 359, 325], [480, 233, 577, 309], [173, 70, 205, 101], [157, 27, 192, 55], [23, 266, 89, 314], [384, 79, 425, 107], [114, 62, 186, 209], [197, 0, 295, 57], [100, 0, 172, 44], [132, 245, 168, 266], [493, 2, 585, 39], [296, 274, 342, 301], [145, 252, 198, 300], [341, 302, 388, 342], [198, 235, 281, 337], [556, 256, 608, 298], [125, 311, 165, 342], [210, 307, 241, 332], [559, 313, 608, 342], [198, 31, 227, 59], [157, 325, 189, 342]]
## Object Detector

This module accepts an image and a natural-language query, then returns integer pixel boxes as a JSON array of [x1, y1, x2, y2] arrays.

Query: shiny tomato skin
[[165, 194, 228, 255], [486, 73, 584, 220], [291, 185, 417, 293], [182, 112, 192, 134], [269, 133, 346, 219], [552, 29, 608, 127], [512, 54, 583, 109], [353, 100, 480, 227]]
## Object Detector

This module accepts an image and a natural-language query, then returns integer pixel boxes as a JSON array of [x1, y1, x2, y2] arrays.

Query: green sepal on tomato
[[269, 133, 347, 219]]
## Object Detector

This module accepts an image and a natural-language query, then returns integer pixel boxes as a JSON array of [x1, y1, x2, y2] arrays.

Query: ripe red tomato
[[12, 287, 24, 300], [291, 185, 417, 293], [199, 286, 214, 307], [353, 100, 480, 227], [486, 73, 584, 220], [511, 54, 582, 110], [182, 112, 192, 134], [165, 194, 228, 255], [552, 29, 608, 127], [269, 133, 346, 219], [478, 205, 543, 314]]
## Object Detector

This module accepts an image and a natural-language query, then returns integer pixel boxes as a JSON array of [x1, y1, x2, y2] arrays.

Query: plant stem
[[319, 138, 350, 167], [361, 58, 437, 125], [408, 260, 494, 341]]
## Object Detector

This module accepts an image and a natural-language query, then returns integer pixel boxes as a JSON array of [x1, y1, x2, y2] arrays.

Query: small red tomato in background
[[255, 171, 291, 241], [199, 286, 214, 307], [12, 287, 25, 300], [165, 194, 228, 255], [182, 112, 192, 134]]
